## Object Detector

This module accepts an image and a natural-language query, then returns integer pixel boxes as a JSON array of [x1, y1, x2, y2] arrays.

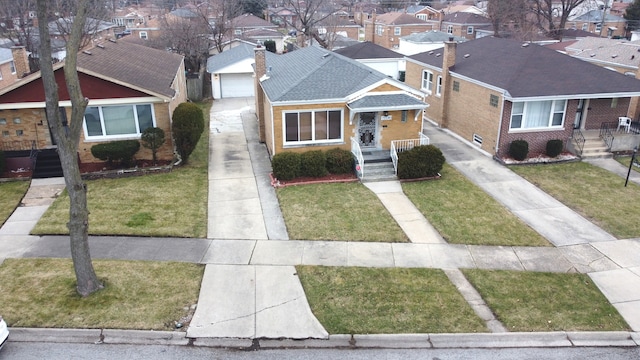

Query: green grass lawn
[[402, 164, 550, 246], [277, 182, 408, 242], [32, 101, 211, 238], [297, 266, 487, 334], [511, 162, 640, 239], [0, 258, 203, 330], [463, 269, 629, 332], [0, 180, 29, 226], [615, 156, 640, 173]]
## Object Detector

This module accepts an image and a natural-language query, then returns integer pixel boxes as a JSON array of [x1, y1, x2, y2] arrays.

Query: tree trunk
[[37, 0, 103, 297]]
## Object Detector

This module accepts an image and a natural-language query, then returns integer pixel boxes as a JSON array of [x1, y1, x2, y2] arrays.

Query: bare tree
[[0, 0, 40, 70], [279, 0, 338, 47], [36, 0, 103, 297], [529, 0, 588, 39]]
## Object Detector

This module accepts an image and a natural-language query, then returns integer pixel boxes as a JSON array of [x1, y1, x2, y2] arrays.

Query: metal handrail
[[350, 137, 364, 179], [599, 123, 614, 151], [572, 128, 586, 155], [390, 132, 431, 174], [29, 141, 38, 168]]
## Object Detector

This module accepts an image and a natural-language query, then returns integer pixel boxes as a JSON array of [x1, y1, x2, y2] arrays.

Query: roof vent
[[463, 53, 470, 58], [612, 54, 618, 58], [96, 44, 105, 49], [82, 50, 92, 55], [590, 53, 596, 57], [428, 51, 434, 55], [435, 53, 441, 57], [108, 38, 117, 43], [521, 43, 529, 47], [322, 53, 330, 58]]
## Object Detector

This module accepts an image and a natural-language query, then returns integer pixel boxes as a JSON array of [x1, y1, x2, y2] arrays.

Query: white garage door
[[220, 73, 254, 98]]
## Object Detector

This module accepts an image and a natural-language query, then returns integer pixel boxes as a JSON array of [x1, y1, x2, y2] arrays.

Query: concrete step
[[581, 152, 614, 160], [361, 162, 397, 182]]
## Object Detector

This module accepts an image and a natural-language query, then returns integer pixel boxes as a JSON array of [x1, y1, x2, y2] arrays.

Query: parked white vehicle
[[0, 315, 8, 351]]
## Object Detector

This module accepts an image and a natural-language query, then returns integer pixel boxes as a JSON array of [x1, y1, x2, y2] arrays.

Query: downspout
[[495, 94, 506, 156], [270, 105, 275, 156]]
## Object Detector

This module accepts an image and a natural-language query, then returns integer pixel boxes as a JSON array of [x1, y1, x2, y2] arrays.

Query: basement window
[[473, 133, 482, 145]]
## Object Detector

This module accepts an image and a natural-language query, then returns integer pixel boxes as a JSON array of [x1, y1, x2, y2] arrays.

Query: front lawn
[[297, 266, 487, 334], [511, 162, 640, 239], [277, 183, 408, 242], [615, 156, 640, 173], [403, 164, 550, 246], [0, 180, 29, 226], [0, 258, 203, 330], [463, 269, 629, 332], [32, 101, 211, 238]]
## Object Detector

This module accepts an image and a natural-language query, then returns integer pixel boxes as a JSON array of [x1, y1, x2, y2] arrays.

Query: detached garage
[[207, 43, 256, 99]]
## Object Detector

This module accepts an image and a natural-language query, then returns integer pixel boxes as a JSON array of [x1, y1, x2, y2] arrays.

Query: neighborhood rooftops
[[408, 36, 640, 99], [333, 41, 403, 59], [207, 42, 255, 73]]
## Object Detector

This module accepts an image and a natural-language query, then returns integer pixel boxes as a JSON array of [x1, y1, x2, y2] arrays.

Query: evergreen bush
[[397, 145, 445, 179], [272, 152, 301, 181], [172, 102, 204, 165], [509, 139, 529, 161], [545, 139, 564, 158], [141, 127, 166, 165], [91, 140, 141, 167], [300, 150, 327, 177], [325, 148, 354, 174]]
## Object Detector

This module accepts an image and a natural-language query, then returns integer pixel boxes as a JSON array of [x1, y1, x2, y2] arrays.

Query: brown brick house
[[0, 40, 187, 175], [405, 37, 640, 159], [364, 12, 434, 50]]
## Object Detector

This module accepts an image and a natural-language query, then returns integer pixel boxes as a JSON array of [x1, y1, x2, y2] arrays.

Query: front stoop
[[578, 134, 613, 160], [361, 150, 397, 182]]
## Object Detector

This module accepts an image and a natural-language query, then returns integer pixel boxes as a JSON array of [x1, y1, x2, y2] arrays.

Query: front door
[[574, 99, 586, 129], [358, 112, 377, 148]]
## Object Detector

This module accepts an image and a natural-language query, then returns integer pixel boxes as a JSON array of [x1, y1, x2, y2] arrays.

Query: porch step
[[578, 138, 613, 160], [33, 149, 64, 178], [361, 161, 397, 182], [362, 150, 391, 163]]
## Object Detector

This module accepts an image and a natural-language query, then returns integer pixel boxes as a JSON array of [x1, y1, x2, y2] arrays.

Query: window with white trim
[[436, 75, 442, 96], [9, 61, 15, 74], [284, 109, 342, 145], [467, 26, 474, 35], [84, 104, 155, 139], [394, 27, 401, 35], [139, 31, 148, 39], [421, 70, 433, 93], [595, 23, 601, 32], [0, 69, 3, 80], [447, 25, 453, 34], [582, 23, 587, 31], [509, 100, 566, 130], [234, 29, 242, 35], [376, 25, 383, 36], [417, 14, 427, 21]]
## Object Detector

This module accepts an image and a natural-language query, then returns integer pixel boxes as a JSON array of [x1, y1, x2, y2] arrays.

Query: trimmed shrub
[[545, 139, 564, 158], [172, 102, 204, 165], [264, 40, 276, 53], [141, 127, 166, 165], [397, 145, 445, 180], [91, 140, 141, 167], [272, 152, 301, 181], [0, 150, 4, 174], [300, 150, 327, 178], [325, 148, 354, 174], [509, 140, 529, 161]]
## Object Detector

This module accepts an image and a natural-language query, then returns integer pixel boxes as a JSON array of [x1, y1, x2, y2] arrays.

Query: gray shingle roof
[[566, 38, 640, 70], [571, 10, 625, 22], [207, 43, 255, 73], [0, 48, 12, 64], [261, 46, 388, 102], [401, 30, 466, 44], [348, 93, 427, 110], [409, 36, 640, 98], [333, 41, 402, 59], [77, 40, 183, 98]]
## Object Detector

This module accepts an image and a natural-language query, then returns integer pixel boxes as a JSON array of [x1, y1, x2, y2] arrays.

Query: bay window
[[284, 109, 342, 145], [509, 100, 566, 130], [84, 104, 155, 139]]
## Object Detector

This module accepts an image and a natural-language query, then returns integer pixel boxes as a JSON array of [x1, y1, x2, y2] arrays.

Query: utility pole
[[599, 0, 609, 37]]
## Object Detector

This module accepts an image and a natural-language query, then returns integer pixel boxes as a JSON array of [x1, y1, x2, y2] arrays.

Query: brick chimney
[[254, 44, 266, 143], [11, 46, 30, 78], [440, 38, 457, 128]]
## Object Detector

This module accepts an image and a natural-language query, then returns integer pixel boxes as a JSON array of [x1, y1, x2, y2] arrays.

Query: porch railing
[[390, 132, 431, 175], [571, 128, 586, 155], [350, 136, 364, 179], [599, 123, 614, 151]]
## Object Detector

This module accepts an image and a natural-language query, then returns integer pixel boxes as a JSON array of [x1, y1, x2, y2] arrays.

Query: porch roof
[[347, 93, 428, 112]]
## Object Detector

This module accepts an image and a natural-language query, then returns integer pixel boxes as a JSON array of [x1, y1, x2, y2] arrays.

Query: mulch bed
[[270, 172, 358, 188]]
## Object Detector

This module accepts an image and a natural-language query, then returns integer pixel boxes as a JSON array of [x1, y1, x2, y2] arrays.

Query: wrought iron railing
[[599, 123, 614, 151], [571, 128, 586, 155], [29, 141, 38, 168], [390, 132, 431, 175], [350, 136, 364, 179]]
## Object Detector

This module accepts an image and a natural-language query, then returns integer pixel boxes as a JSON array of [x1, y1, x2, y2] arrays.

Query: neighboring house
[[253, 45, 428, 157], [230, 13, 278, 34], [397, 30, 466, 55], [435, 12, 491, 40], [404, 37, 640, 159], [441, 4, 486, 15], [568, 10, 627, 38], [0, 40, 186, 172], [128, 16, 162, 41], [364, 12, 434, 50], [265, 7, 297, 27], [316, 16, 362, 42], [207, 43, 256, 99], [564, 37, 640, 75], [0, 47, 30, 89], [405, 4, 441, 22], [333, 41, 405, 80], [240, 28, 285, 53], [209, 38, 256, 55]]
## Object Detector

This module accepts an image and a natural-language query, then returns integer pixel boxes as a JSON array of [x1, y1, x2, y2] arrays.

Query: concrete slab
[[209, 160, 255, 179], [255, 266, 328, 339], [450, 160, 522, 184], [567, 331, 637, 347], [187, 265, 256, 338], [208, 178, 260, 201], [30, 177, 65, 186], [0, 235, 42, 258], [559, 244, 620, 273], [479, 180, 565, 211], [391, 243, 433, 268], [612, 300, 640, 331], [210, 198, 264, 216], [429, 332, 572, 348], [363, 181, 403, 194], [513, 207, 616, 246], [429, 244, 474, 269], [468, 246, 524, 271], [390, 212, 445, 244], [591, 239, 640, 268], [0, 220, 38, 235], [346, 242, 394, 267], [208, 214, 267, 240], [352, 334, 431, 348], [301, 241, 348, 266], [250, 240, 304, 265], [513, 247, 573, 272], [201, 239, 255, 264], [589, 268, 640, 304]]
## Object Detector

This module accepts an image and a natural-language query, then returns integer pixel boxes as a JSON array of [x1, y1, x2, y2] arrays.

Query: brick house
[[0, 47, 30, 90], [435, 12, 491, 40], [568, 10, 627, 39], [405, 37, 640, 159], [0, 40, 186, 174], [253, 45, 428, 158], [364, 12, 434, 50]]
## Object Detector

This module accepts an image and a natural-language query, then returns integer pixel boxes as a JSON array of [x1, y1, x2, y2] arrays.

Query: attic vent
[[590, 53, 596, 57], [108, 38, 117, 43], [428, 51, 434, 55], [82, 50, 92, 55], [96, 44, 105, 49], [612, 54, 618, 58], [463, 54, 470, 58], [435, 53, 441, 57], [521, 43, 530, 47], [322, 53, 330, 58]]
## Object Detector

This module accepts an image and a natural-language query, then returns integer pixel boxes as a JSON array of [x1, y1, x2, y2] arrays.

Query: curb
[[7, 328, 640, 349]]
